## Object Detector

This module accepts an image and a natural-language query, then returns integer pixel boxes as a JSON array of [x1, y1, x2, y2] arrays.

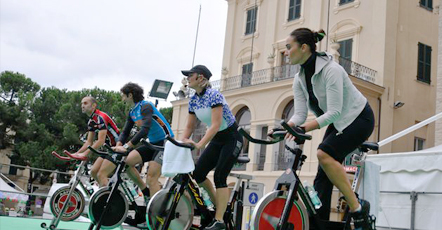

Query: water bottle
[[84, 178, 94, 194], [303, 181, 322, 209], [127, 181, 139, 198], [200, 188, 215, 210]]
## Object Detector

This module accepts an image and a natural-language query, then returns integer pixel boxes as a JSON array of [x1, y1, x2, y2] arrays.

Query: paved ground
[[0, 216, 140, 230]]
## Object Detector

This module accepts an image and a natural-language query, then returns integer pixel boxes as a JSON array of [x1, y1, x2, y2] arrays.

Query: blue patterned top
[[188, 88, 235, 131]]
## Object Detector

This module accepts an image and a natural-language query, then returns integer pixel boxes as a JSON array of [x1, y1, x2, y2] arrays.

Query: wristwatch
[[123, 143, 130, 150]]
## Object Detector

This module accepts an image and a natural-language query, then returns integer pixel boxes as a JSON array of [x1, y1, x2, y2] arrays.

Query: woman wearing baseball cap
[[181, 65, 243, 230]]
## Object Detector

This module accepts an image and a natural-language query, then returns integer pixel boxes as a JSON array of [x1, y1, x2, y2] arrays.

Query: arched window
[[234, 107, 251, 171], [282, 100, 294, 122], [278, 100, 296, 170], [192, 120, 207, 161]]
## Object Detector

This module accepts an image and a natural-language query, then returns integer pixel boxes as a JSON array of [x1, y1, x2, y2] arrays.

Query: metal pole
[[192, 4, 202, 67], [410, 191, 418, 230], [0, 163, 71, 175], [378, 112, 442, 147]]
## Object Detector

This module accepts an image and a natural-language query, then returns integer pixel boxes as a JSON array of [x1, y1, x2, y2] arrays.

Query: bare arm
[[182, 114, 197, 140], [77, 131, 94, 154], [83, 129, 107, 155]]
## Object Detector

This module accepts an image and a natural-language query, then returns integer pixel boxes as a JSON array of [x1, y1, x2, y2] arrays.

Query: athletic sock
[[352, 204, 362, 213]]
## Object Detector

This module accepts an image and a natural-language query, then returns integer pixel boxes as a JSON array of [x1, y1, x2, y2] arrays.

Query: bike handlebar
[[63, 150, 88, 161], [87, 144, 129, 158], [237, 121, 312, 145], [238, 127, 283, 145], [280, 121, 312, 141], [166, 135, 194, 150], [86, 146, 110, 158], [140, 138, 165, 151], [51, 151, 72, 161]]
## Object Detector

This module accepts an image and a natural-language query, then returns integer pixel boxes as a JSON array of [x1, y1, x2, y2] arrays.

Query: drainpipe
[[377, 97, 382, 154]]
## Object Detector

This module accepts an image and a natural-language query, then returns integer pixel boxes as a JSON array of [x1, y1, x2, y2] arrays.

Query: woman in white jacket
[[278, 28, 375, 230]]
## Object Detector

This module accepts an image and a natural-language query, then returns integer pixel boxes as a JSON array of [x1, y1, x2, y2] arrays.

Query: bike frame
[[44, 151, 94, 230], [239, 122, 334, 230], [160, 173, 213, 230], [86, 145, 137, 230], [155, 136, 251, 230]]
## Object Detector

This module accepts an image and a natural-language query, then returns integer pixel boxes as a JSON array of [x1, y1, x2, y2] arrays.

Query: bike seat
[[359, 142, 379, 152], [237, 157, 250, 164]]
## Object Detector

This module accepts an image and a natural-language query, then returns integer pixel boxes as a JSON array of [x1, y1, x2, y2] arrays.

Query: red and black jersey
[[87, 109, 120, 146]]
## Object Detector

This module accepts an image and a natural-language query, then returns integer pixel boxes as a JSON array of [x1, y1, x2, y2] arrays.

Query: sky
[[0, 0, 228, 108]]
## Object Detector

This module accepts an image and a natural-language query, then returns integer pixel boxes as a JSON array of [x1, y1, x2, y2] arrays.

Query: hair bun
[[314, 29, 326, 43]]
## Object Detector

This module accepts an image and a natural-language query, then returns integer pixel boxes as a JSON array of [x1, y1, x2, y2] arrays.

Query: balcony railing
[[211, 65, 300, 91], [182, 60, 377, 99], [339, 57, 377, 83]]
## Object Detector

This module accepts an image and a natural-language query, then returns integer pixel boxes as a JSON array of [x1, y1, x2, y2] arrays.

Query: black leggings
[[315, 102, 375, 220], [193, 124, 243, 188]]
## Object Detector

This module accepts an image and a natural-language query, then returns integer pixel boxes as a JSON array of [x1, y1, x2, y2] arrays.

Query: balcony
[[211, 59, 377, 92], [211, 65, 300, 91], [338, 57, 377, 83]]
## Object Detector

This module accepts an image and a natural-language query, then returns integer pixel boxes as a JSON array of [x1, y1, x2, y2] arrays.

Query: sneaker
[[351, 199, 373, 230], [203, 219, 226, 230]]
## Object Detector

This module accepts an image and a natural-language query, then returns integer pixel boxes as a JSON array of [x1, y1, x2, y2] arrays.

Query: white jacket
[[289, 53, 367, 132]]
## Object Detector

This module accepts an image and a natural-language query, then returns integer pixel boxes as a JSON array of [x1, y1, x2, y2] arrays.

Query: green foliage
[[0, 71, 131, 173], [159, 107, 173, 124]]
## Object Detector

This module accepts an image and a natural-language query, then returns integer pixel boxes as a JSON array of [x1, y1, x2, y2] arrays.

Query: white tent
[[364, 145, 442, 230], [0, 176, 29, 202]]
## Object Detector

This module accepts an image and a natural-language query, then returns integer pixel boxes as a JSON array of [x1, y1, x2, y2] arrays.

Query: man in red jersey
[[72, 96, 120, 187]]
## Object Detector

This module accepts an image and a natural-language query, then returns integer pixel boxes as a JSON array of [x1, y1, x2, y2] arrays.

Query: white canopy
[[364, 145, 442, 230], [0, 176, 29, 202]]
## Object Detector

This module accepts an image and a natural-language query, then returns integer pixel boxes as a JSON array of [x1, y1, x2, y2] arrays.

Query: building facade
[[171, 0, 439, 221], [436, 0, 442, 146]]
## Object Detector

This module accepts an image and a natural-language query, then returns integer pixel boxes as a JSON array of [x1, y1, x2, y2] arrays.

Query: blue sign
[[249, 192, 258, 205]]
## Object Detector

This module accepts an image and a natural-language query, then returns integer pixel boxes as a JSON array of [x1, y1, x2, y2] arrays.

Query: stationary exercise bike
[[84, 144, 149, 230], [240, 121, 377, 230], [41, 150, 96, 230]]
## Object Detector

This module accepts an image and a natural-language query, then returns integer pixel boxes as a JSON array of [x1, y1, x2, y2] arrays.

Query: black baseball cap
[[181, 65, 212, 79]]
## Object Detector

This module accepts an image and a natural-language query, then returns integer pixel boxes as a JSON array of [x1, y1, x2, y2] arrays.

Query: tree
[[1, 71, 131, 172], [160, 107, 173, 124], [0, 71, 40, 149]]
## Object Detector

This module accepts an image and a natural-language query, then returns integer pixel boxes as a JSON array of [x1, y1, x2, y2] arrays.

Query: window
[[414, 137, 425, 151], [339, 0, 354, 5], [245, 7, 257, 35], [258, 126, 268, 171], [338, 39, 353, 73], [288, 0, 301, 21], [420, 0, 433, 11], [417, 43, 431, 84], [278, 101, 296, 170], [338, 39, 353, 60], [234, 107, 251, 171], [241, 63, 253, 87], [191, 120, 207, 162]]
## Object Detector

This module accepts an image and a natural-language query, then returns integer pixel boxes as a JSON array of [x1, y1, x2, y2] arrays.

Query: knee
[[97, 170, 107, 180], [146, 171, 159, 184], [90, 168, 98, 178], [213, 173, 227, 189], [317, 150, 334, 165], [193, 172, 206, 185]]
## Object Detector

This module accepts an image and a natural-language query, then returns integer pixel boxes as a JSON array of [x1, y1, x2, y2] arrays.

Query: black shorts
[[135, 140, 165, 164], [318, 102, 375, 163]]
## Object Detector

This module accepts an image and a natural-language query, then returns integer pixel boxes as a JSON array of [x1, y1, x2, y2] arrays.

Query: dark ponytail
[[290, 28, 326, 51]]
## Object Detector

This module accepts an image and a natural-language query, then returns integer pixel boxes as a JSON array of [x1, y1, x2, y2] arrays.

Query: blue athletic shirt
[[188, 88, 236, 131], [119, 100, 174, 144]]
